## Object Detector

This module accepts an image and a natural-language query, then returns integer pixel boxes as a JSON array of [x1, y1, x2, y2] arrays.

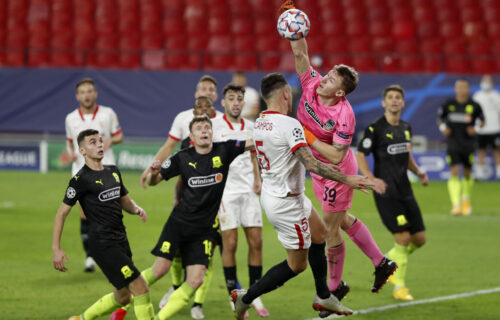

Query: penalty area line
[[306, 287, 500, 320]]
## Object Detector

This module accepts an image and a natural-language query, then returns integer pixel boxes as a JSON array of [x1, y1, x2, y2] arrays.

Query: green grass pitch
[[0, 171, 499, 319]]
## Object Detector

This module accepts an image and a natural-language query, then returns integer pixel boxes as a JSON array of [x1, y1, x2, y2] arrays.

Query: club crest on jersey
[[387, 143, 411, 155], [98, 187, 121, 201], [188, 173, 223, 188], [304, 102, 335, 132], [212, 156, 223, 168]]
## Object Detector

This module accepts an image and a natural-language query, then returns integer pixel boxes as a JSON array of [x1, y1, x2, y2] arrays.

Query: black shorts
[[374, 195, 425, 234], [478, 134, 500, 150], [89, 238, 140, 289], [151, 218, 215, 268], [446, 149, 474, 168]]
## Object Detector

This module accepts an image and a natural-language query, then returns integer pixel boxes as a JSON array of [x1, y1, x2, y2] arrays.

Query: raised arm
[[290, 38, 311, 76], [140, 137, 179, 188], [121, 195, 147, 222], [303, 124, 349, 165], [52, 203, 73, 272], [294, 146, 374, 190], [408, 153, 428, 186], [145, 159, 165, 186]]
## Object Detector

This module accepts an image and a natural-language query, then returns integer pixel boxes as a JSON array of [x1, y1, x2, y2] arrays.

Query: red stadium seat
[[391, 7, 413, 21], [278, 54, 296, 72], [254, 17, 275, 36], [443, 39, 466, 55], [381, 55, 400, 73], [492, 41, 500, 55], [416, 21, 437, 39], [207, 36, 232, 53], [233, 36, 255, 52], [346, 22, 367, 37], [231, 18, 252, 36], [187, 36, 208, 51], [423, 57, 442, 72], [208, 17, 230, 36], [307, 37, 324, 54], [372, 37, 393, 53], [436, 8, 458, 22], [413, 6, 435, 22], [471, 58, 494, 74], [4, 50, 25, 66], [74, 36, 94, 50], [399, 56, 423, 72], [348, 37, 372, 53], [366, 7, 387, 21], [467, 40, 490, 55], [120, 36, 140, 50], [460, 9, 482, 22], [28, 50, 49, 67], [260, 54, 281, 71], [324, 38, 349, 53], [255, 36, 279, 52], [164, 35, 186, 51], [185, 19, 207, 36], [434, 0, 455, 9], [51, 52, 76, 67], [484, 8, 500, 22], [393, 20, 415, 39], [457, 0, 478, 9], [204, 53, 233, 70], [142, 34, 163, 50], [320, 7, 343, 21], [445, 57, 469, 73], [440, 22, 462, 38], [323, 54, 353, 69], [395, 39, 418, 53], [323, 20, 345, 37], [119, 53, 141, 69], [344, 7, 366, 22], [163, 53, 188, 69], [488, 23, 500, 40], [162, 17, 184, 36], [51, 34, 72, 49], [352, 56, 377, 72], [463, 22, 486, 39], [233, 54, 258, 71], [420, 39, 442, 54], [369, 20, 391, 37]]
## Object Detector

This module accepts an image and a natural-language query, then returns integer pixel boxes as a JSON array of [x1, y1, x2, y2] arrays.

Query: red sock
[[327, 242, 345, 292], [345, 219, 384, 267]]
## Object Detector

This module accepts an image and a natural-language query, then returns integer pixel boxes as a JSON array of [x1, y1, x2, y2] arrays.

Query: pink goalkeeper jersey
[[296, 67, 357, 174]]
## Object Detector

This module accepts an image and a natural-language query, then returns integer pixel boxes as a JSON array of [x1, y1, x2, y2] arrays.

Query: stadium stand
[[0, 0, 499, 73]]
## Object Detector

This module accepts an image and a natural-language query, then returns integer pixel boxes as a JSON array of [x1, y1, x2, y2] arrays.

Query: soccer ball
[[277, 9, 311, 41]]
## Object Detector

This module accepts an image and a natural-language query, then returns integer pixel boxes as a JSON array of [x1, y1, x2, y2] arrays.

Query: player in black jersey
[[438, 79, 485, 216], [357, 85, 429, 302], [52, 129, 154, 320], [134, 115, 254, 320]]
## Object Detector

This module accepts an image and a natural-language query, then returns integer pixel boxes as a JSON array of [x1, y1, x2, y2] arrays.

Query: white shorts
[[219, 192, 263, 231], [261, 192, 312, 250]]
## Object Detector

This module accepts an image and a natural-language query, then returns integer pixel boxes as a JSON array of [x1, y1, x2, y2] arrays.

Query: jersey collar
[[78, 105, 99, 121], [261, 110, 283, 115], [223, 114, 245, 130]]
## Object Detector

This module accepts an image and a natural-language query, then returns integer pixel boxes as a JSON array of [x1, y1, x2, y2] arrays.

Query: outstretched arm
[[140, 137, 179, 189], [121, 195, 147, 222], [295, 146, 374, 190], [290, 38, 311, 76], [52, 203, 73, 272]]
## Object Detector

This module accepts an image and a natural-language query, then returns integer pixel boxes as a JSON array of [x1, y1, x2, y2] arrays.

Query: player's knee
[[290, 260, 307, 274], [187, 275, 204, 289], [413, 235, 426, 247], [248, 236, 263, 251], [115, 292, 132, 306]]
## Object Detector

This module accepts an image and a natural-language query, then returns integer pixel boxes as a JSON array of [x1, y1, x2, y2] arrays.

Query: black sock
[[80, 218, 90, 257], [249, 265, 262, 287], [242, 260, 297, 304], [223, 266, 238, 294], [192, 302, 202, 308], [308, 242, 330, 299], [173, 284, 180, 290]]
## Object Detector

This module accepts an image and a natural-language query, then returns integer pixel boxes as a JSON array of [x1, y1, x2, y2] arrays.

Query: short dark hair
[[223, 83, 245, 96], [383, 84, 405, 99], [199, 75, 217, 87], [194, 96, 213, 106], [189, 115, 212, 132], [76, 78, 96, 91], [260, 73, 288, 100], [333, 65, 359, 95], [77, 129, 99, 146]]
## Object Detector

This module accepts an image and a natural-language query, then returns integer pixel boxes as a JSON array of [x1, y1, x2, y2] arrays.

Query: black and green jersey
[[357, 116, 413, 200], [160, 140, 245, 228], [63, 165, 129, 241], [437, 98, 484, 151]]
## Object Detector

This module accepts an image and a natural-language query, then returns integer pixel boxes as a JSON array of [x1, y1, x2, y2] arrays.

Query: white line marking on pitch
[[307, 287, 500, 319]]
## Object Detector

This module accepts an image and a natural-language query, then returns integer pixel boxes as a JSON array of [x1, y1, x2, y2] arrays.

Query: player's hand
[[253, 177, 262, 195], [140, 167, 151, 189], [371, 177, 387, 194], [279, 0, 296, 14], [53, 248, 68, 272], [443, 126, 451, 137], [135, 205, 147, 222], [418, 172, 429, 186], [466, 126, 476, 136], [150, 160, 162, 175], [345, 175, 375, 192]]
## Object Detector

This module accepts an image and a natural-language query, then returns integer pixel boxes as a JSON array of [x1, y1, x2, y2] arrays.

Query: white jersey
[[168, 108, 223, 142], [212, 115, 254, 194], [65, 105, 121, 175], [241, 86, 261, 120], [253, 111, 308, 197], [473, 89, 500, 134]]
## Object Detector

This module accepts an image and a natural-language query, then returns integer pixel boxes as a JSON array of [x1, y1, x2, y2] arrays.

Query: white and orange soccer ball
[[277, 9, 311, 41]]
